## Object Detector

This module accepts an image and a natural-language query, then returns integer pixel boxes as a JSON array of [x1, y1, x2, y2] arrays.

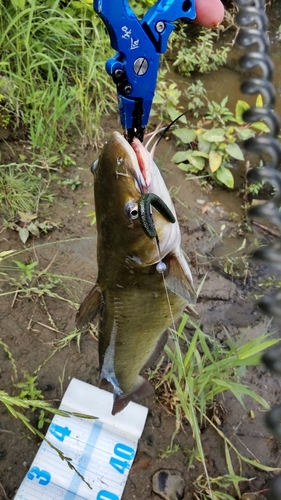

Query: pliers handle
[[94, 0, 196, 142]]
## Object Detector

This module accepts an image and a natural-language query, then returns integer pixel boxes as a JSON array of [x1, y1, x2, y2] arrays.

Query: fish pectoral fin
[[165, 251, 199, 318], [76, 285, 103, 329], [112, 378, 154, 415], [140, 330, 168, 373]]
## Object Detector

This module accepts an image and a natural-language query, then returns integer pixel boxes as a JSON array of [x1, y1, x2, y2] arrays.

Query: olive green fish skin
[[76, 131, 197, 414], [99, 264, 187, 396]]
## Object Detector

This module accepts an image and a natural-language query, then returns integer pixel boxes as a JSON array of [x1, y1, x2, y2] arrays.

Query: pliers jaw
[[94, 0, 196, 142], [107, 58, 147, 143]]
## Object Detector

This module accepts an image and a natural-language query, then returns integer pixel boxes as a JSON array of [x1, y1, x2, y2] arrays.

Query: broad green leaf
[[187, 150, 209, 158], [235, 100, 250, 124], [172, 128, 196, 144], [256, 94, 263, 107], [201, 128, 225, 142], [178, 113, 187, 124], [171, 150, 190, 164], [167, 102, 180, 122], [197, 134, 211, 153], [251, 121, 270, 133], [186, 152, 206, 170], [215, 165, 234, 188], [225, 143, 244, 161], [28, 222, 40, 237], [236, 128, 255, 140], [221, 95, 228, 107], [19, 228, 29, 244], [209, 150, 222, 172], [176, 162, 193, 172], [153, 93, 164, 105], [18, 212, 37, 223]]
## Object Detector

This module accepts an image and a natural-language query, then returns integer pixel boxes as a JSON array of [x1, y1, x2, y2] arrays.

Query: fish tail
[[112, 378, 154, 415]]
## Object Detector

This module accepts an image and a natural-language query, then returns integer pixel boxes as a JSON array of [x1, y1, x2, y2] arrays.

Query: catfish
[[76, 131, 198, 414]]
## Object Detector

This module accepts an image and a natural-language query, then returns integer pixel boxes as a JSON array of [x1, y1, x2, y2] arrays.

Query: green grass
[[0, 246, 96, 433], [0, 161, 51, 219], [0, 243, 280, 498], [150, 314, 280, 499], [0, 0, 116, 153]]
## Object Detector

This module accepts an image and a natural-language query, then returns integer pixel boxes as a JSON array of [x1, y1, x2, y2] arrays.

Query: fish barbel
[[76, 131, 198, 414]]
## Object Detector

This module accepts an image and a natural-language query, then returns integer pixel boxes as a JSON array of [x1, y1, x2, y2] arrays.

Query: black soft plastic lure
[[138, 193, 176, 239]]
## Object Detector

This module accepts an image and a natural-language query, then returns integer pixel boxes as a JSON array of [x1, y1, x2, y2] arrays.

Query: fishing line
[[156, 246, 177, 333], [155, 221, 213, 496]]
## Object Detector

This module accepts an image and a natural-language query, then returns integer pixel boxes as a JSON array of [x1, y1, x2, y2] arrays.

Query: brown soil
[[0, 122, 280, 500]]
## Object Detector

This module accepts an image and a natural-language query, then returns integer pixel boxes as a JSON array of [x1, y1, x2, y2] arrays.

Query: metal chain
[[234, 0, 281, 497]]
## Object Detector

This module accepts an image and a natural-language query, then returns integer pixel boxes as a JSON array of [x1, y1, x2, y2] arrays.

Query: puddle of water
[[169, 4, 281, 116], [160, 6, 281, 219]]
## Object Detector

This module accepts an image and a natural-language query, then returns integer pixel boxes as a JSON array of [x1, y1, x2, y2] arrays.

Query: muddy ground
[[1, 117, 281, 500]]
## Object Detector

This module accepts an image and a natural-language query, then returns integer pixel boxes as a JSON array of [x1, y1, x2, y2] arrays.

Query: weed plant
[[170, 88, 269, 188], [0, 253, 84, 307], [150, 314, 280, 499], [0, 0, 116, 152], [0, 243, 279, 497], [0, 161, 51, 218], [0, 245, 95, 429], [0, 340, 96, 487], [0, 0, 231, 155], [172, 28, 229, 76]]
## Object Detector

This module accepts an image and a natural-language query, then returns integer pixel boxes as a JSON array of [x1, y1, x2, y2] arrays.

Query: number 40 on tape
[[15, 378, 148, 500]]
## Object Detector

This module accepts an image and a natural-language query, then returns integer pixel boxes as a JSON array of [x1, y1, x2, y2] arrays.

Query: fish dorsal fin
[[76, 285, 103, 329], [165, 250, 199, 318]]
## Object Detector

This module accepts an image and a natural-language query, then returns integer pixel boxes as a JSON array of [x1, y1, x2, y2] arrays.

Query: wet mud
[[1, 127, 281, 500], [1, 4, 281, 497]]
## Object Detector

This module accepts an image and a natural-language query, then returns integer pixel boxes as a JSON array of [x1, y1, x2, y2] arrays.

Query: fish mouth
[[131, 137, 152, 189], [112, 131, 151, 192]]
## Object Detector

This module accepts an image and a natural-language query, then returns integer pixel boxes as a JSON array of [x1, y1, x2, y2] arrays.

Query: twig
[[33, 321, 64, 335], [11, 289, 18, 308], [41, 295, 58, 330], [234, 433, 262, 463], [0, 482, 9, 500], [27, 300, 39, 330], [251, 220, 281, 238]]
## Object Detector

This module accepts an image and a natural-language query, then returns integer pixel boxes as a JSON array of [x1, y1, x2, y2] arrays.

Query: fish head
[[94, 131, 180, 267]]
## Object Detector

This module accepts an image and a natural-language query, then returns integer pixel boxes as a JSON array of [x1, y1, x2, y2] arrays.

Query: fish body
[[76, 131, 197, 414]]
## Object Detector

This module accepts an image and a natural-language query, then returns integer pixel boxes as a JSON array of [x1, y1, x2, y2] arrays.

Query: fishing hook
[[234, 0, 281, 497]]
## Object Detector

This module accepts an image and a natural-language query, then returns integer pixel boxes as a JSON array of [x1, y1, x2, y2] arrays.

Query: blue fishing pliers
[[94, 0, 196, 142]]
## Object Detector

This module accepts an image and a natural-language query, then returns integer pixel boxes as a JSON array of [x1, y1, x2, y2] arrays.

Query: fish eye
[[124, 202, 139, 220]]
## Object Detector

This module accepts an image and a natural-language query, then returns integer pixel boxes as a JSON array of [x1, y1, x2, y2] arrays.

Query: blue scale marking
[[64, 420, 103, 499]]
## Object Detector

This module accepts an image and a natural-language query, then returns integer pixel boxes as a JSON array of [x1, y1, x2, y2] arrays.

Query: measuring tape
[[15, 378, 148, 499]]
